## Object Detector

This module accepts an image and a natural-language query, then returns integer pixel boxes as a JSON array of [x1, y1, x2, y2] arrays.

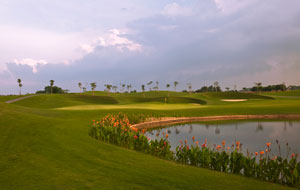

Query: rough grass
[[1, 91, 300, 189]]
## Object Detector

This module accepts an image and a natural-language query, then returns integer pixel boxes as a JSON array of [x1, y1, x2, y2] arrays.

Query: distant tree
[[147, 81, 153, 91], [78, 82, 82, 94], [104, 84, 112, 96], [36, 85, 64, 94], [174, 81, 179, 91], [254, 82, 262, 93], [50, 80, 55, 94], [90, 82, 97, 96], [112, 86, 118, 93], [226, 87, 230, 91], [234, 84, 237, 92], [166, 84, 170, 97], [141, 85, 145, 97], [187, 83, 192, 95], [155, 81, 159, 91], [122, 84, 126, 93], [17, 78, 23, 95], [83, 87, 86, 92], [213, 81, 219, 92]]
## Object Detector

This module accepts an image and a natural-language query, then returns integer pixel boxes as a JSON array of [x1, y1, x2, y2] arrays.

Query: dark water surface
[[145, 121, 300, 156]]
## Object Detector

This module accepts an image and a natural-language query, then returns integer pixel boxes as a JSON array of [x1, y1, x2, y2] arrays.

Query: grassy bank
[[0, 91, 300, 189]]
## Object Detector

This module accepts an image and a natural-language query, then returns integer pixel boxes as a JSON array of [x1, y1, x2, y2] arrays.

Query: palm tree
[[78, 82, 82, 94], [147, 81, 153, 91], [187, 83, 192, 95], [104, 84, 112, 96], [90, 82, 97, 96], [166, 84, 170, 97], [213, 81, 219, 92], [254, 82, 262, 93], [174, 81, 179, 91], [50, 80, 55, 94], [155, 81, 159, 91], [141, 85, 145, 97], [112, 86, 118, 93], [17, 78, 22, 95]]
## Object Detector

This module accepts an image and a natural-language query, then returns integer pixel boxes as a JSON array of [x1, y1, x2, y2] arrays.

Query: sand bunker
[[221, 99, 247, 102]]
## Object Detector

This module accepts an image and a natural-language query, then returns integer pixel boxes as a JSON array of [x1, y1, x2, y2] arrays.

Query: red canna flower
[[222, 140, 226, 146], [184, 139, 188, 145], [216, 145, 222, 151], [164, 141, 167, 146], [195, 141, 199, 146], [255, 152, 258, 156], [192, 136, 195, 142], [186, 145, 189, 150], [202, 143, 207, 148], [260, 151, 264, 155], [134, 135, 138, 139], [266, 142, 271, 148], [291, 153, 295, 158]]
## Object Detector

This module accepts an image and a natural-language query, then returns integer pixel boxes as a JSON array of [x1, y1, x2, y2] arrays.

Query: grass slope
[[1, 92, 300, 189]]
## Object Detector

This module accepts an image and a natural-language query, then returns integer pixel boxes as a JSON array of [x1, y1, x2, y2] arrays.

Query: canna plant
[[89, 113, 300, 187]]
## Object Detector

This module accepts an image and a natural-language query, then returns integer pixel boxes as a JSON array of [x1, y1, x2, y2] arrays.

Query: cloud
[[13, 58, 48, 73], [161, 3, 193, 17], [80, 29, 142, 54], [1, 0, 300, 94]]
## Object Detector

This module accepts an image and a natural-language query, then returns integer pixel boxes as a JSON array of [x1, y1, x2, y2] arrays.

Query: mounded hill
[[116, 96, 206, 105], [12, 94, 118, 108], [201, 92, 274, 100]]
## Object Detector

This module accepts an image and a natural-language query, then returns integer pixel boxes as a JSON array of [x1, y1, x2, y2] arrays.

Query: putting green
[[57, 103, 205, 110]]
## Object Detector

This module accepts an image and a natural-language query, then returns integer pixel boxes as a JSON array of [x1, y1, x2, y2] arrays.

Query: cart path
[[5, 95, 38, 104]]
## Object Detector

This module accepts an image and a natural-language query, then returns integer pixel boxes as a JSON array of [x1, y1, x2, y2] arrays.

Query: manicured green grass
[[1, 91, 300, 189], [262, 90, 300, 97], [0, 95, 29, 102]]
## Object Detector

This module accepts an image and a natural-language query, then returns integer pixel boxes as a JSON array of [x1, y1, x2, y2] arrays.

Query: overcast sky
[[1, 0, 300, 94]]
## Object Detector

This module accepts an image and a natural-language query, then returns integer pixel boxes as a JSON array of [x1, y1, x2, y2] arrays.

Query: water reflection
[[146, 121, 300, 156]]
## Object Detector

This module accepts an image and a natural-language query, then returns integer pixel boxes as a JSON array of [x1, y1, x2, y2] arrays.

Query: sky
[[1, 0, 300, 94]]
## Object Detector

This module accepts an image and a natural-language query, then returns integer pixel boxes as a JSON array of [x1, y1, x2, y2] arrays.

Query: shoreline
[[132, 114, 300, 129]]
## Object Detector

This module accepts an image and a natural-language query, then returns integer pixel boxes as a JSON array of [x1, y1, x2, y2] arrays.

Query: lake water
[[145, 121, 300, 156]]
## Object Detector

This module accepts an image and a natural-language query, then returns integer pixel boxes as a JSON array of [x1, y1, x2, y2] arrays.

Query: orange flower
[[192, 136, 195, 141], [236, 141, 240, 147], [184, 139, 188, 144], [291, 153, 295, 158], [266, 142, 271, 148], [255, 152, 258, 156], [227, 147, 230, 151], [195, 141, 199, 146], [179, 140, 183, 145], [186, 145, 189, 150], [265, 149, 268, 153], [216, 145, 222, 151], [205, 138, 207, 144], [165, 134, 169, 139], [260, 151, 264, 155], [222, 140, 226, 146], [142, 129, 146, 134]]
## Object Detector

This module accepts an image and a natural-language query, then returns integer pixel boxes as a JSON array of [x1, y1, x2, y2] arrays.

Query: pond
[[145, 121, 300, 156]]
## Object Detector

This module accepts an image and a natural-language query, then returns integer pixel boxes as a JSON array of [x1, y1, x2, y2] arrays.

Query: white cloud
[[161, 3, 193, 17], [13, 58, 48, 73], [214, 0, 257, 14], [80, 29, 142, 54]]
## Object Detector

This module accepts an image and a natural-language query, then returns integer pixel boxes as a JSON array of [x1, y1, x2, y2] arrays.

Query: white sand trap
[[221, 99, 247, 102]]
